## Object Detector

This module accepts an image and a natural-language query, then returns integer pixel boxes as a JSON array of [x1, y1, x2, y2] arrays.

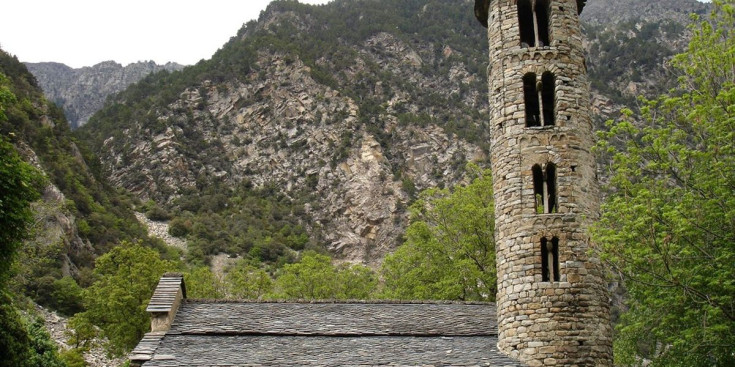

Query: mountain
[[582, 0, 709, 25], [0, 49, 160, 311], [76, 0, 708, 264], [581, 0, 710, 115], [26, 61, 183, 128]]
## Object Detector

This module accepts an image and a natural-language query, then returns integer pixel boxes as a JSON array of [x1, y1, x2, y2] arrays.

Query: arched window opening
[[541, 72, 555, 126], [532, 163, 558, 214], [518, 0, 552, 48], [541, 237, 560, 282], [524, 73, 541, 127], [535, 0, 551, 46], [518, 0, 536, 47]]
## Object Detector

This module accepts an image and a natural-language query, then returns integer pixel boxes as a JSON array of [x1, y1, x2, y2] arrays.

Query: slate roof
[[131, 278, 525, 366]]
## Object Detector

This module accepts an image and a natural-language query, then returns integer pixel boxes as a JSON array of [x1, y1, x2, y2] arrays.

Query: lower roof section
[[141, 334, 522, 367]]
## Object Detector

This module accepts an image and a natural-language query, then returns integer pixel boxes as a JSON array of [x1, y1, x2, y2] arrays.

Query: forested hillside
[[78, 0, 492, 265], [0, 49, 165, 366], [76, 0, 708, 266]]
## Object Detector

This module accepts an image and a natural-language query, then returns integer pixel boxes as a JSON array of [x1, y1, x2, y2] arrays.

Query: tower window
[[518, 0, 536, 47], [541, 72, 555, 126], [524, 73, 556, 127], [536, 0, 551, 46], [532, 163, 558, 214], [524, 73, 541, 127], [518, 0, 552, 48], [541, 237, 560, 282]]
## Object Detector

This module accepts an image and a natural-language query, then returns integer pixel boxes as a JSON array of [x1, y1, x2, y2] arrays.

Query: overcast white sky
[[0, 0, 332, 68], [1, 0, 711, 68]]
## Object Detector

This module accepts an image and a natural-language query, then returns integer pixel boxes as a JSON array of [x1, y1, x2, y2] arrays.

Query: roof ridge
[[171, 331, 498, 337], [183, 299, 496, 305]]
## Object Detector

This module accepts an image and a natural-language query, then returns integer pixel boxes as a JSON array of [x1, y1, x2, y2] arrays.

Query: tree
[[65, 314, 98, 351], [225, 260, 273, 300], [336, 263, 377, 300], [593, 2, 735, 365], [185, 266, 226, 299], [0, 134, 42, 287], [381, 166, 496, 301], [270, 251, 378, 300], [25, 317, 66, 367], [272, 251, 339, 299], [80, 241, 175, 356]]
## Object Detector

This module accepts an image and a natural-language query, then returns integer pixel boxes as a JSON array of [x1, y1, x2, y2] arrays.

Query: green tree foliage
[[0, 293, 32, 367], [172, 181, 310, 266], [0, 104, 47, 366], [25, 317, 66, 367], [65, 314, 97, 351], [381, 166, 495, 301], [0, 134, 42, 286], [273, 251, 340, 299], [59, 348, 87, 367], [337, 263, 378, 300], [80, 241, 175, 356], [0, 305, 68, 367], [226, 261, 273, 300], [272, 251, 377, 300], [593, 2, 735, 365], [184, 266, 226, 299]]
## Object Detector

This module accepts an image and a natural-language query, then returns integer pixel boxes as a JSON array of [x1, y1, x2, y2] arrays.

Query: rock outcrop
[[26, 61, 183, 128]]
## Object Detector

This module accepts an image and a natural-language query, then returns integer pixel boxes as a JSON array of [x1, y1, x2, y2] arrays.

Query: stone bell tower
[[474, 0, 612, 365]]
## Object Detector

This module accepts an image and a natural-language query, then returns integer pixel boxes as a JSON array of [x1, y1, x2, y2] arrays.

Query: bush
[[60, 348, 87, 367], [168, 217, 191, 237], [145, 205, 171, 221]]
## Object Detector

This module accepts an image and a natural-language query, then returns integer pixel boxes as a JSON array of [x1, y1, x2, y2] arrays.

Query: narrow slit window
[[524, 73, 541, 127], [533, 163, 558, 214], [535, 0, 551, 46], [541, 237, 550, 282], [533, 164, 545, 214], [518, 0, 536, 47], [546, 163, 558, 213], [551, 237, 560, 281], [541, 72, 555, 126], [541, 237, 560, 282]]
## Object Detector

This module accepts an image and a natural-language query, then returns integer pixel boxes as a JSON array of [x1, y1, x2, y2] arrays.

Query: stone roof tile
[[169, 301, 498, 336], [146, 274, 185, 313], [142, 335, 523, 367]]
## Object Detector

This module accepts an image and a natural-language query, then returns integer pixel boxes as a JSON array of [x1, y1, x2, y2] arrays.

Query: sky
[[0, 0, 332, 68], [1, 0, 711, 69]]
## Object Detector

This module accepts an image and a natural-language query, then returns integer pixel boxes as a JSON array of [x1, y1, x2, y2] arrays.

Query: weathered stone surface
[[483, 0, 612, 365], [142, 335, 519, 367], [170, 301, 498, 336]]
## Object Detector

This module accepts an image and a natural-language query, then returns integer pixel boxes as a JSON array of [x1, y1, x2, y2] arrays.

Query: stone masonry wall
[[484, 0, 612, 365]]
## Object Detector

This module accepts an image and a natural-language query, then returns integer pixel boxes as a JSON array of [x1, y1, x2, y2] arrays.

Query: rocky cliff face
[[26, 61, 183, 128], [79, 0, 705, 264], [97, 46, 481, 262]]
